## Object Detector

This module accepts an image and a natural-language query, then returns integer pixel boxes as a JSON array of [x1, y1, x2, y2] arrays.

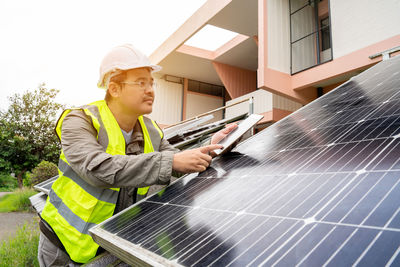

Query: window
[[188, 79, 224, 97], [290, 0, 332, 74], [321, 17, 331, 51]]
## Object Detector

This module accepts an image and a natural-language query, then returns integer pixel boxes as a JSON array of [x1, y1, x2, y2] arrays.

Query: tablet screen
[[214, 114, 264, 155]]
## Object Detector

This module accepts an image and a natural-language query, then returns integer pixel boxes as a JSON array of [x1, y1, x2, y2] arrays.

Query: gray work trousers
[[38, 232, 80, 267]]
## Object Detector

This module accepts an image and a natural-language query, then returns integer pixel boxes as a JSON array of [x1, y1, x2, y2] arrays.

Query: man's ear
[[108, 82, 121, 98]]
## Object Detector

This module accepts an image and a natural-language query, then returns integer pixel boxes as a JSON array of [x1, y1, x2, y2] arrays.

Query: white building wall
[[330, 0, 400, 59], [186, 93, 223, 122], [226, 90, 302, 119], [149, 78, 183, 125], [225, 89, 273, 119], [273, 94, 303, 111], [267, 0, 291, 73]]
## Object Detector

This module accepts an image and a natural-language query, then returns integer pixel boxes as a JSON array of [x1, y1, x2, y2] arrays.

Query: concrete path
[[0, 192, 39, 242], [0, 212, 37, 242], [0, 192, 12, 198]]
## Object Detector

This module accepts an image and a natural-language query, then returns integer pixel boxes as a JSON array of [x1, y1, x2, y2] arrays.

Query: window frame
[[289, 0, 333, 75]]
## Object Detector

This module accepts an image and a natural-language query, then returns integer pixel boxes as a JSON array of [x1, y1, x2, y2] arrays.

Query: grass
[[0, 220, 40, 267], [0, 187, 38, 213]]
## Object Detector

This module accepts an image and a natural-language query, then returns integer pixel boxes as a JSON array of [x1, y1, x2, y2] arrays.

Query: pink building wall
[[212, 62, 257, 99]]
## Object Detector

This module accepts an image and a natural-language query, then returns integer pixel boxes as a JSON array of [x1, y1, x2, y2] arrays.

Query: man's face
[[118, 68, 155, 116]]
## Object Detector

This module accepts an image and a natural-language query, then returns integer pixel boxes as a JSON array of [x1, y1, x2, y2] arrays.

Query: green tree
[[0, 84, 64, 188], [29, 160, 58, 186]]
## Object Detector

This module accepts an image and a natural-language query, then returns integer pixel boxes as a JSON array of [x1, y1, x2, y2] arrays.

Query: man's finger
[[198, 152, 212, 164], [199, 144, 223, 154], [226, 123, 238, 129], [196, 157, 210, 167], [221, 123, 238, 134], [196, 165, 207, 172]]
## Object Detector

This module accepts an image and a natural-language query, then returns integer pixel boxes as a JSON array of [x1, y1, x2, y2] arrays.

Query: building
[[149, 0, 400, 128]]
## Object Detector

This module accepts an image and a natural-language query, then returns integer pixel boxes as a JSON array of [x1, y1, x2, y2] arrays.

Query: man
[[38, 44, 237, 266]]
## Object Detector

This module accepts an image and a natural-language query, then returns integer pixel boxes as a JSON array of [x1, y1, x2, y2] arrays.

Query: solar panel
[[90, 55, 400, 266], [29, 192, 47, 214], [168, 113, 247, 147], [33, 175, 58, 195], [163, 115, 214, 140], [171, 114, 248, 150]]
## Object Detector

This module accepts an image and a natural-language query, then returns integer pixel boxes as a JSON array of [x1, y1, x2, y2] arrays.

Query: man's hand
[[172, 144, 223, 173], [207, 123, 238, 157], [210, 123, 238, 144]]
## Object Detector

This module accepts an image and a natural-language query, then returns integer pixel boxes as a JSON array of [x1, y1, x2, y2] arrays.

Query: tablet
[[214, 114, 264, 156]]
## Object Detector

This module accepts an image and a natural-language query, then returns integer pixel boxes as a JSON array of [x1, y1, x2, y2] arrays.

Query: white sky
[[184, 24, 239, 51], [0, 0, 207, 111]]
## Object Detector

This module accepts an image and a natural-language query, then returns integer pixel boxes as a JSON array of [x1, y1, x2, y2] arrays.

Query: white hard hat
[[97, 44, 162, 89]]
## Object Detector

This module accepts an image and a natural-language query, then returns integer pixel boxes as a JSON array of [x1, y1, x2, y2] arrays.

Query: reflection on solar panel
[[163, 115, 214, 140], [171, 114, 248, 150], [29, 192, 47, 214], [91, 55, 400, 266]]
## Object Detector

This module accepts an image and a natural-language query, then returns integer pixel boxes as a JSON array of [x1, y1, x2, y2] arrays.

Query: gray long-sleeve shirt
[[61, 110, 179, 213]]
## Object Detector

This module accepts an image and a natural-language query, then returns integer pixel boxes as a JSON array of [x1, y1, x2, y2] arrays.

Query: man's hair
[[105, 71, 127, 102]]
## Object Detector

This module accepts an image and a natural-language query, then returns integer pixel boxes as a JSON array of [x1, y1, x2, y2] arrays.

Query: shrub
[[29, 160, 58, 186], [24, 171, 33, 187], [0, 187, 37, 212], [0, 173, 18, 191], [0, 220, 40, 267]]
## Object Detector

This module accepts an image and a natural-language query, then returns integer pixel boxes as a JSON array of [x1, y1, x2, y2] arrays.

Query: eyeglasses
[[120, 80, 155, 90]]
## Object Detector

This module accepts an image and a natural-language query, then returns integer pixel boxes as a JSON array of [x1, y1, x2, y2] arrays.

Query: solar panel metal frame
[[171, 114, 248, 149], [91, 172, 199, 267], [170, 113, 248, 139], [33, 175, 58, 195], [172, 123, 231, 149], [91, 56, 400, 266], [91, 226, 180, 267], [163, 115, 214, 140]]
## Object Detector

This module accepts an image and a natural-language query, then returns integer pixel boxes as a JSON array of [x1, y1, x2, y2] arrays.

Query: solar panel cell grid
[[91, 55, 400, 266]]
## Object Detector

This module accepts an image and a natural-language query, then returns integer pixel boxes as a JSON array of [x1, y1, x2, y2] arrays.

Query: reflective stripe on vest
[[136, 116, 164, 197], [41, 100, 163, 263]]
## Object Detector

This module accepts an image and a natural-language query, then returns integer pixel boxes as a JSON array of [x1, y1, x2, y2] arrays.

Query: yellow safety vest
[[41, 100, 163, 263]]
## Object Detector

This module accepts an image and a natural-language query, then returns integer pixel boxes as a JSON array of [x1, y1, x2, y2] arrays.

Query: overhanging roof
[[150, 0, 258, 85]]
